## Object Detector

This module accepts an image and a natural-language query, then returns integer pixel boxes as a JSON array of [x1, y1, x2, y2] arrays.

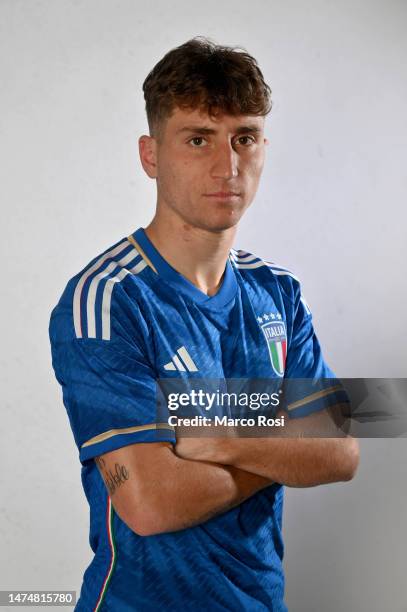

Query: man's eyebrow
[[176, 125, 263, 136], [235, 125, 263, 135]]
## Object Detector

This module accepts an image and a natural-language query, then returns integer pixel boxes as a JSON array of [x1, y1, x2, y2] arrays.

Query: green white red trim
[[93, 497, 116, 612]]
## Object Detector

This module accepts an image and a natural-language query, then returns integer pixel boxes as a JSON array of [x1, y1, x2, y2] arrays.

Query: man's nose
[[210, 143, 239, 180]]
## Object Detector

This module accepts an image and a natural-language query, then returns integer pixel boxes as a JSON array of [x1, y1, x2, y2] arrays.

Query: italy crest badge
[[261, 318, 287, 377]]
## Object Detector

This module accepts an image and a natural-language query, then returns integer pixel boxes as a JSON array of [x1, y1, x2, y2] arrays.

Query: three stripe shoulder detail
[[230, 249, 311, 314], [230, 248, 299, 281], [73, 238, 147, 340]]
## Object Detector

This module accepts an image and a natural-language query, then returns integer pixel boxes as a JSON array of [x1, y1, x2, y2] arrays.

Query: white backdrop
[[1, 1, 406, 610]]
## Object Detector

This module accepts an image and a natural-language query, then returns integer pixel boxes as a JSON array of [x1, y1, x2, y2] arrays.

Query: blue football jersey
[[49, 227, 346, 611]]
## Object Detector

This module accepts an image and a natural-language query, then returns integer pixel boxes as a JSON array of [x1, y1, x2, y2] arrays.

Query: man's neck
[[144, 213, 236, 297]]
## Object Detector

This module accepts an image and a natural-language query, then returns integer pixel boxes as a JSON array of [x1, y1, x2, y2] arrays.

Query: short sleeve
[[283, 280, 350, 418], [49, 285, 175, 463]]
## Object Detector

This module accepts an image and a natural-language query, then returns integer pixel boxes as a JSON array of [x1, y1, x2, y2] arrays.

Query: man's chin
[[197, 207, 247, 232], [197, 217, 241, 233]]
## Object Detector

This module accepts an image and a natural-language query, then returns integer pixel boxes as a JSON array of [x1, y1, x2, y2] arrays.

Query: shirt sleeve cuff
[[79, 423, 176, 462]]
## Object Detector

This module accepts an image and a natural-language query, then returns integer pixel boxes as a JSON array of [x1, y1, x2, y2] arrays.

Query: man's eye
[[237, 136, 255, 146], [189, 137, 207, 147]]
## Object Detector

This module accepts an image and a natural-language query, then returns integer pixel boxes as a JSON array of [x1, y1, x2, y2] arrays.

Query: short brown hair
[[142, 36, 272, 140]]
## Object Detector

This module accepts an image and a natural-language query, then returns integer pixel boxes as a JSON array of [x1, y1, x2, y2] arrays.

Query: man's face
[[142, 106, 268, 232]]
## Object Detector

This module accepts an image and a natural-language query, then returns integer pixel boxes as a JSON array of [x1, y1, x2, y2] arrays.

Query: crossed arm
[[95, 404, 359, 536], [175, 404, 360, 487], [95, 442, 272, 536]]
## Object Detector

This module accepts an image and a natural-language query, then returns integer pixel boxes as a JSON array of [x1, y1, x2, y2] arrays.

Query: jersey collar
[[131, 227, 238, 309]]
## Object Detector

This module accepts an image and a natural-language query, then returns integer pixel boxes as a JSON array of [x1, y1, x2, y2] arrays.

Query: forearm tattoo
[[95, 456, 130, 497]]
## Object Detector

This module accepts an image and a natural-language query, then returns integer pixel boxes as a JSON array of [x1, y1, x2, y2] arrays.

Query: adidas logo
[[164, 346, 198, 372]]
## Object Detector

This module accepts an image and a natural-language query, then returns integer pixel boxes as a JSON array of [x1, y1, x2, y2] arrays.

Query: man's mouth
[[203, 192, 241, 199]]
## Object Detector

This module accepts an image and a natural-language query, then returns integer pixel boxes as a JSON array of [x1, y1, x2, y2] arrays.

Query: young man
[[49, 37, 359, 611]]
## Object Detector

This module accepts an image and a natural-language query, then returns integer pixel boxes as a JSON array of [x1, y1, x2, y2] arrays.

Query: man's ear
[[138, 135, 158, 178], [264, 137, 269, 146]]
